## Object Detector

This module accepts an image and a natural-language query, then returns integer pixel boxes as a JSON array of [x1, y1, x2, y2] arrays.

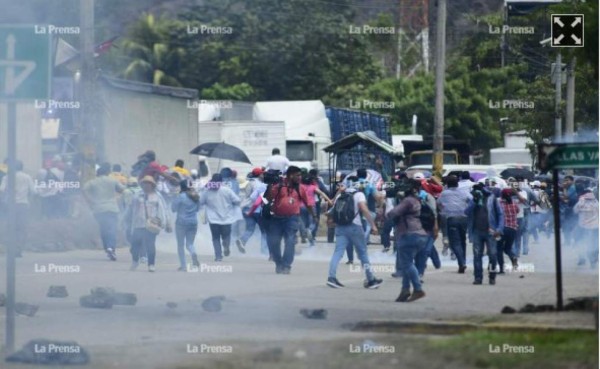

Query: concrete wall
[[0, 102, 43, 176], [98, 84, 199, 174]]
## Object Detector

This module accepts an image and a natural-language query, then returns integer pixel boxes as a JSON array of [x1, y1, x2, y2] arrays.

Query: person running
[[326, 177, 382, 289], [301, 172, 333, 246], [437, 175, 471, 273], [199, 173, 241, 261], [414, 181, 441, 282], [573, 186, 599, 268], [83, 162, 125, 261], [238, 168, 268, 253], [171, 179, 200, 271], [388, 179, 429, 302], [124, 175, 169, 272], [265, 166, 316, 274], [466, 183, 504, 285], [497, 189, 520, 273]]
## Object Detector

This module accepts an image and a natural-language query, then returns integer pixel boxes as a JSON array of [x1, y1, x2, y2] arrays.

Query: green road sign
[[0, 25, 51, 101], [538, 143, 599, 171]]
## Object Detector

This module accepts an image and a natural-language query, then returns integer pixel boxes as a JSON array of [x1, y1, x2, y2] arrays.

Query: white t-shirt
[[265, 155, 290, 172]]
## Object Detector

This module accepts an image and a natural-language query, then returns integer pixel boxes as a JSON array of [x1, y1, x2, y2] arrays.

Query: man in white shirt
[[0, 160, 36, 256], [265, 148, 290, 173]]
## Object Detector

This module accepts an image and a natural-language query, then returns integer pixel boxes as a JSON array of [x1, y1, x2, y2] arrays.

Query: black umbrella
[[190, 142, 252, 165], [500, 168, 534, 181]]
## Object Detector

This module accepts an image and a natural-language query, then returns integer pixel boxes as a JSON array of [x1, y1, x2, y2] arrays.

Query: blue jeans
[[497, 227, 517, 271], [447, 217, 468, 267], [362, 211, 377, 243], [94, 211, 118, 251], [397, 233, 428, 291], [267, 216, 299, 269], [472, 230, 497, 281], [513, 216, 529, 256], [175, 223, 198, 268], [416, 235, 440, 275], [131, 228, 157, 265], [240, 213, 269, 254], [380, 216, 395, 249], [328, 224, 375, 281]]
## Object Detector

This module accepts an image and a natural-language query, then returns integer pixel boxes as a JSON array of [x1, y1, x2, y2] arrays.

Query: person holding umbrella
[[199, 173, 242, 261]]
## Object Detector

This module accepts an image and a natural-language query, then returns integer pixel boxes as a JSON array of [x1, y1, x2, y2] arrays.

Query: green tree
[[120, 13, 186, 86]]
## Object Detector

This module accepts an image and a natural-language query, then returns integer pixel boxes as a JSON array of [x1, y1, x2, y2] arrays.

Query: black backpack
[[418, 197, 436, 232], [332, 191, 358, 226]]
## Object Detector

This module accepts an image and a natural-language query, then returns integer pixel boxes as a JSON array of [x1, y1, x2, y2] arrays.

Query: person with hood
[[574, 186, 599, 268], [83, 162, 125, 261], [124, 175, 169, 272], [199, 173, 242, 261], [465, 183, 504, 285], [171, 179, 200, 271]]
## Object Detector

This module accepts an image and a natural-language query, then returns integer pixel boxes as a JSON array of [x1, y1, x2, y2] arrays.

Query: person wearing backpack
[[466, 183, 504, 285], [414, 184, 441, 281], [265, 166, 316, 274], [326, 177, 382, 289], [388, 179, 430, 302]]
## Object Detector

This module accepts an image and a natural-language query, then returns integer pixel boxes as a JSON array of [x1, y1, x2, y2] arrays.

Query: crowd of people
[[0, 148, 598, 303]]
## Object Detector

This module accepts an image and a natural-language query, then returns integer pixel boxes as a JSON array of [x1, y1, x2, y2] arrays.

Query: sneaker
[[473, 279, 483, 285], [391, 272, 401, 279], [281, 267, 291, 275], [309, 239, 316, 247], [458, 265, 467, 274], [148, 265, 155, 272], [326, 277, 345, 288], [345, 260, 354, 265], [382, 247, 390, 253], [130, 261, 139, 271], [489, 277, 496, 285], [407, 290, 426, 302], [365, 278, 383, 289], [236, 239, 246, 254], [395, 289, 411, 302], [106, 248, 117, 261], [140, 256, 147, 265], [223, 246, 230, 257], [511, 257, 519, 270], [275, 265, 283, 274]]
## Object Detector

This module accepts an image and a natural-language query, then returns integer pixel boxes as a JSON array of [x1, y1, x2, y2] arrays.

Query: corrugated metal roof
[[323, 131, 400, 155], [99, 75, 198, 99]]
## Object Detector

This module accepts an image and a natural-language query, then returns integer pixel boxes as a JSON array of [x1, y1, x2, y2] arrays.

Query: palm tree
[[121, 13, 185, 87]]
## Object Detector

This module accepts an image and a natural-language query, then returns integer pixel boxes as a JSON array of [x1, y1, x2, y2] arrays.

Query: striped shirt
[[501, 200, 519, 229]]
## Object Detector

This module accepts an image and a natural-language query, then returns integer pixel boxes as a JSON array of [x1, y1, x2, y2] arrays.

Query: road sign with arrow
[[0, 25, 51, 101]]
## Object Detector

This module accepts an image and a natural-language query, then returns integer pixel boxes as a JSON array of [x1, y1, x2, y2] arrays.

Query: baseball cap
[[251, 167, 264, 177], [532, 180, 541, 187], [413, 172, 425, 180]]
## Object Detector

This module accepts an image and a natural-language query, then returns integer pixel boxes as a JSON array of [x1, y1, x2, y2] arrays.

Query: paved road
[[0, 229, 597, 367]]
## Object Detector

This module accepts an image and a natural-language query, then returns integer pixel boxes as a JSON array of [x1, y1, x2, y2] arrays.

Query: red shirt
[[501, 200, 519, 230], [421, 180, 443, 198], [268, 180, 310, 216], [139, 161, 165, 181]]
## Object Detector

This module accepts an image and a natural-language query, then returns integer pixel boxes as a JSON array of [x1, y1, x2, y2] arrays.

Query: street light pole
[[433, 0, 446, 177], [554, 52, 562, 141]]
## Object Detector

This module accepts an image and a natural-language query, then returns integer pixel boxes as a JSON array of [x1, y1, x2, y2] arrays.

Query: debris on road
[[47, 286, 68, 298], [202, 296, 226, 312], [5, 339, 90, 365], [15, 302, 39, 317], [300, 308, 327, 320], [501, 306, 517, 314], [80, 287, 137, 308]]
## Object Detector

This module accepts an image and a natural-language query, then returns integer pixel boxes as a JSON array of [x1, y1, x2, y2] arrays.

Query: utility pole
[[565, 57, 576, 141], [554, 52, 562, 141], [432, 0, 446, 177], [79, 0, 96, 183]]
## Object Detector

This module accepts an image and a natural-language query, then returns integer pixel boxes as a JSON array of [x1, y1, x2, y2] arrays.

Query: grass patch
[[429, 329, 598, 369]]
